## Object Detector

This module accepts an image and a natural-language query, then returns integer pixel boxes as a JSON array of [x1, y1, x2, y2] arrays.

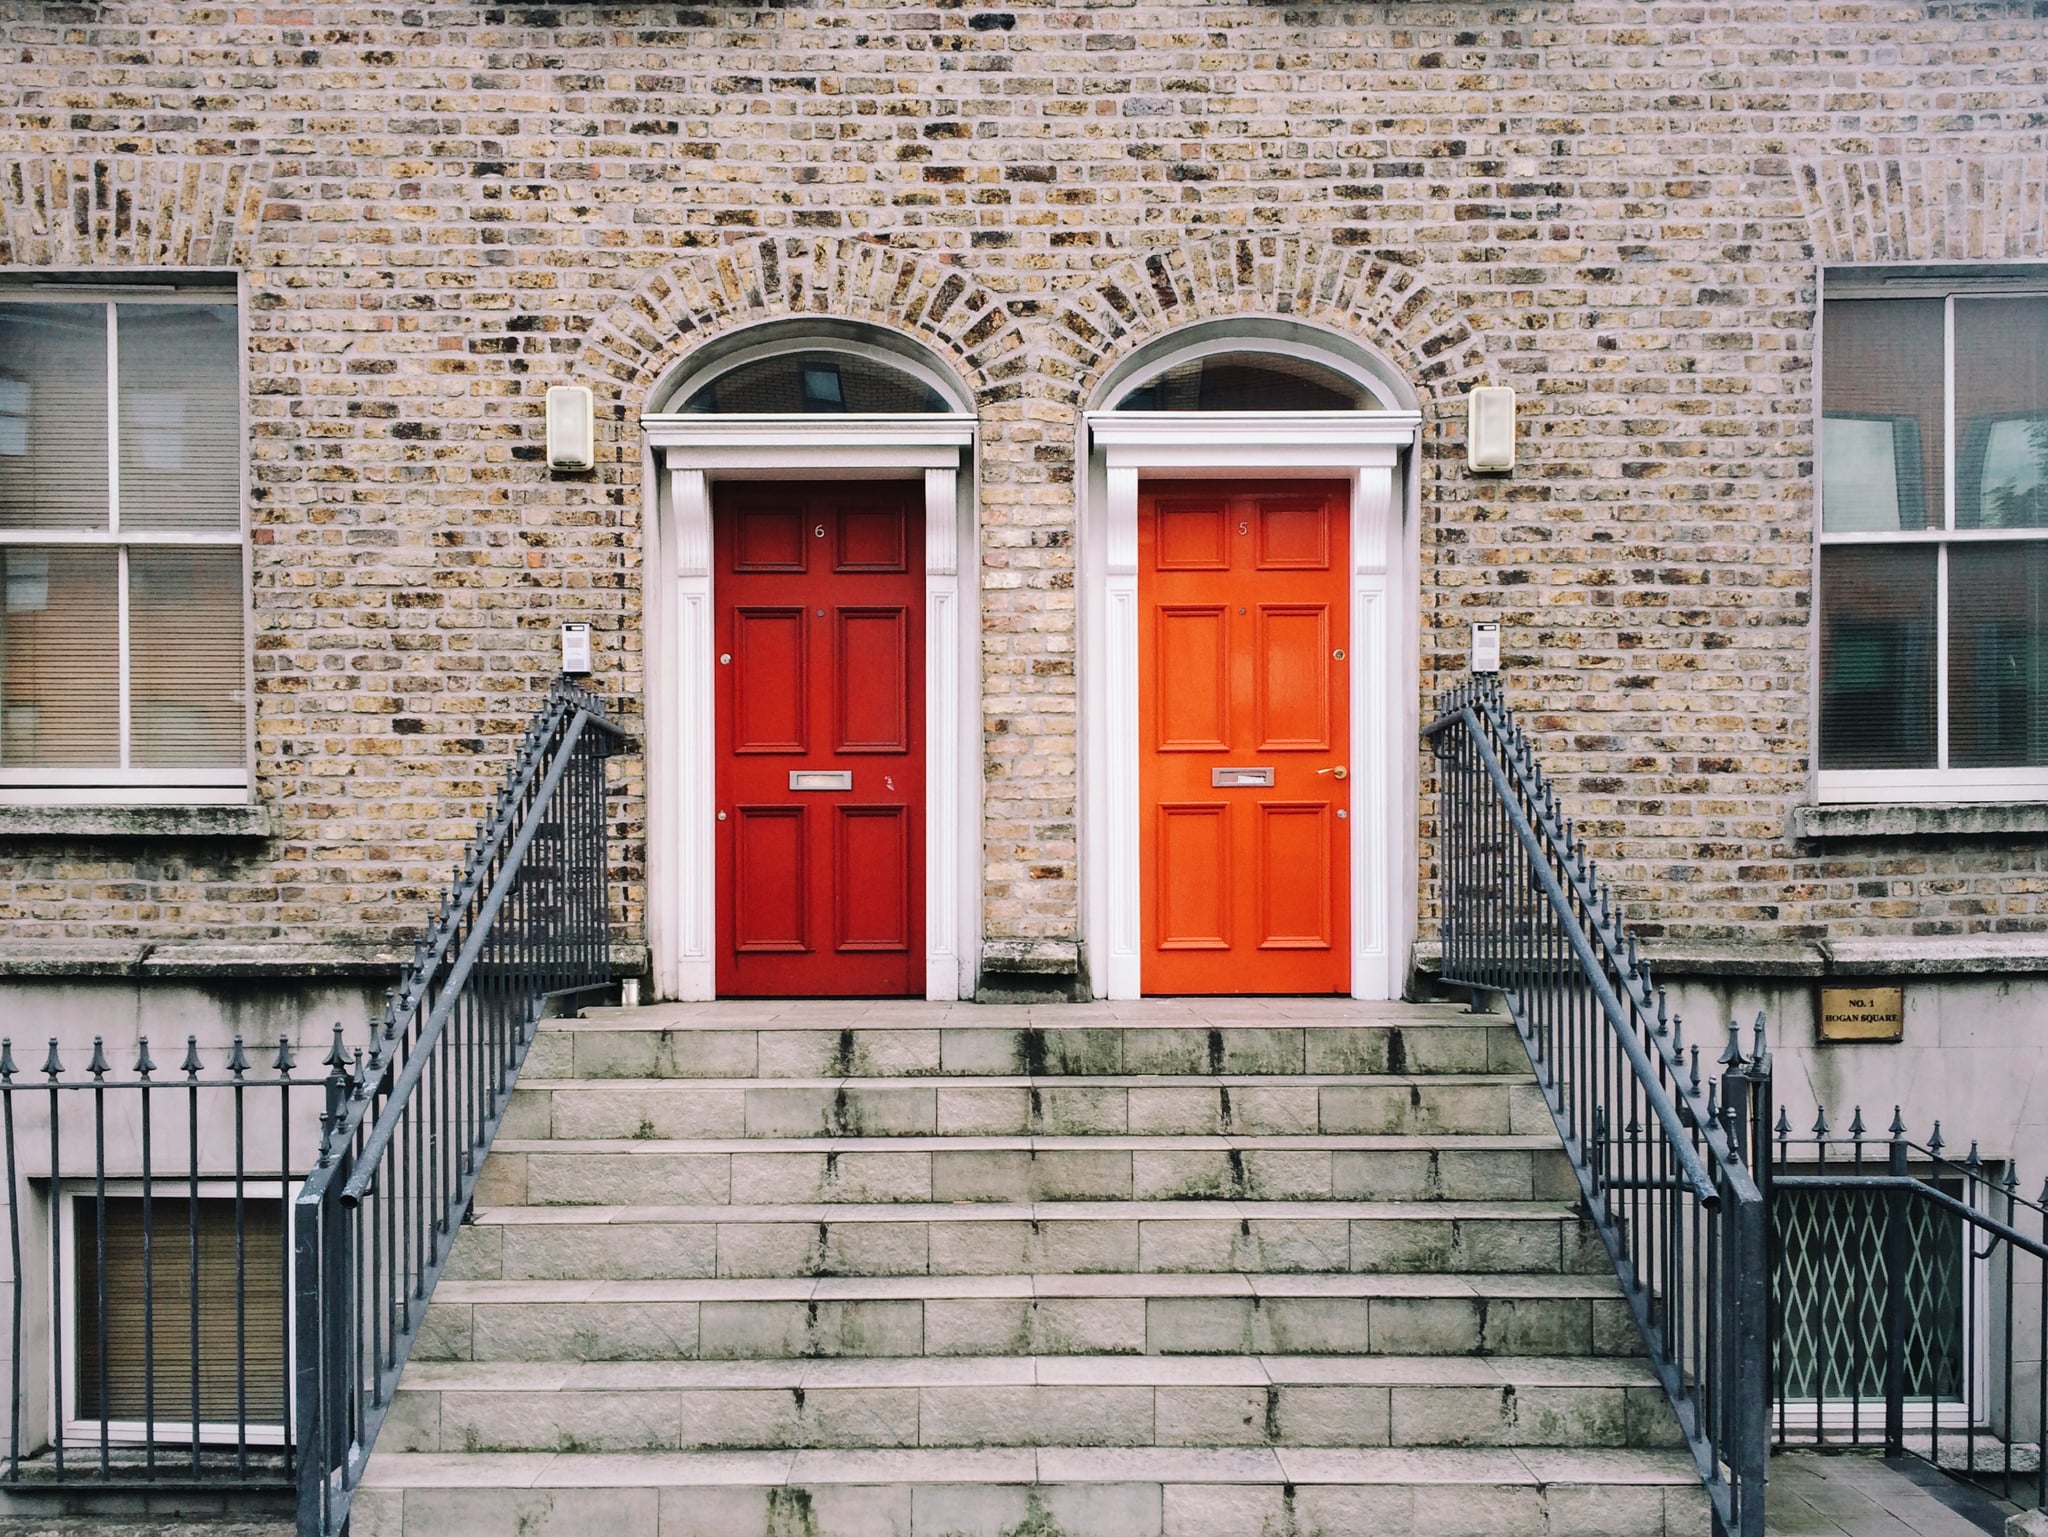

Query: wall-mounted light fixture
[[546, 385, 594, 471], [1466, 386, 1516, 473]]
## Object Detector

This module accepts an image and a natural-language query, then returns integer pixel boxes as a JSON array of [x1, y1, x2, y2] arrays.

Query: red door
[[714, 483, 925, 998], [1139, 480, 1351, 995]]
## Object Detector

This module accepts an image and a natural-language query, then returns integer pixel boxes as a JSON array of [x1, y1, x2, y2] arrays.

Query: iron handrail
[[293, 676, 625, 1537], [1425, 677, 1769, 1537]]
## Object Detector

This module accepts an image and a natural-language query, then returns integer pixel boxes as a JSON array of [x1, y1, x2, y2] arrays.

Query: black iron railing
[[1765, 1092, 2046, 1516], [1426, 678, 1769, 1537], [295, 677, 624, 1536], [0, 678, 624, 1532]]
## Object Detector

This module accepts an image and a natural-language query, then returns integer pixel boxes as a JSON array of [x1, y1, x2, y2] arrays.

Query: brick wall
[[2, 0, 2046, 959]]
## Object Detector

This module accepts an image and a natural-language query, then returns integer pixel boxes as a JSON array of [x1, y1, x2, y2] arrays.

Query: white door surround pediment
[[639, 414, 981, 1002], [1081, 409, 1423, 1001]]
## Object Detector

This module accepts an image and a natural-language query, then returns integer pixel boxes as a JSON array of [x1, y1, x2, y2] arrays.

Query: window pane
[[1819, 545, 1936, 769], [117, 303, 241, 531], [1114, 351, 1374, 411], [0, 303, 109, 531], [1949, 543, 2048, 767], [0, 545, 118, 768], [683, 351, 949, 414], [1955, 296, 2048, 530], [75, 1196, 286, 1426], [130, 546, 245, 768], [1821, 299, 1943, 531]]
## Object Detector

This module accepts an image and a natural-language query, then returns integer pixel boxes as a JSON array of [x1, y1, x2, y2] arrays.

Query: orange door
[[714, 482, 925, 998], [1139, 480, 1350, 995]]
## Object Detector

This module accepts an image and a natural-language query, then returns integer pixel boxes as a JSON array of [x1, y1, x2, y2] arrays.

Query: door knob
[[1318, 766, 1348, 780]]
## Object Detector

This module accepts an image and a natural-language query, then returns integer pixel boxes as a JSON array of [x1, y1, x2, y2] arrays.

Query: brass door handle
[[1317, 766, 1348, 780]]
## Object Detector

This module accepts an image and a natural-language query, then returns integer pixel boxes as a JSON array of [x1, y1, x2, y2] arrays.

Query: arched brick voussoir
[[576, 237, 1026, 414], [1055, 236, 1488, 413], [0, 156, 271, 269]]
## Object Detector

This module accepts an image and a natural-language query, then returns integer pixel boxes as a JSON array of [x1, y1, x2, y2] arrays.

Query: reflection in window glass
[[130, 546, 246, 769], [683, 352, 948, 414], [118, 304, 241, 530], [1114, 352, 1373, 412], [1820, 299, 1942, 532], [0, 304, 109, 531], [1956, 298, 2048, 530], [1819, 545, 1937, 770], [1949, 543, 2048, 768]]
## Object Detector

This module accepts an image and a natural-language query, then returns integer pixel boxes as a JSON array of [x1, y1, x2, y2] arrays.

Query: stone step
[[446, 1199, 1610, 1284], [525, 1008, 1526, 1083], [472, 1132, 1573, 1208], [413, 1271, 1637, 1364], [351, 1445, 1712, 1537], [383, 1354, 1684, 1455], [500, 1074, 1546, 1141]]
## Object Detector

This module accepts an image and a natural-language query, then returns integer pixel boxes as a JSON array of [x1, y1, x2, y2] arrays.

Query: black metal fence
[[0, 678, 625, 1534], [1426, 678, 1770, 1537], [1764, 1093, 2047, 1515]]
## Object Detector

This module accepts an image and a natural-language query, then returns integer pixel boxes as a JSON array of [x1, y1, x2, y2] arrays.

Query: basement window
[[64, 1190, 288, 1445]]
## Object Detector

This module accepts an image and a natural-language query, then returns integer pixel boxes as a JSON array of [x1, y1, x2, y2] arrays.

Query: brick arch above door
[[578, 237, 1024, 414]]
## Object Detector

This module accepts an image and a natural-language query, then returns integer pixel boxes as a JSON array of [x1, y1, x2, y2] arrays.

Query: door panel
[[715, 483, 925, 997], [1140, 480, 1350, 994], [1155, 803, 1231, 950]]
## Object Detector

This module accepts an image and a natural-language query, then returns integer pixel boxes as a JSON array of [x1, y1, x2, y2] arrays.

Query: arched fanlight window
[[681, 349, 951, 415], [1110, 350, 1378, 412]]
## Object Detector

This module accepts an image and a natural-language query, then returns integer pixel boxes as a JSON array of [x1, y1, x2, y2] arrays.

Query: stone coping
[[1789, 801, 2048, 841], [1412, 935, 2048, 981], [0, 940, 650, 982], [0, 803, 273, 840]]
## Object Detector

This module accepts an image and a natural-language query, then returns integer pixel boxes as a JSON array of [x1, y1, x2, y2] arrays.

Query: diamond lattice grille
[[1774, 1184, 1965, 1402]]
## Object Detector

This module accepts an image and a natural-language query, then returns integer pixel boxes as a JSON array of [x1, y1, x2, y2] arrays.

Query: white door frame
[[1080, 411, 1423, 1001], [639, 414, 981, 1002]]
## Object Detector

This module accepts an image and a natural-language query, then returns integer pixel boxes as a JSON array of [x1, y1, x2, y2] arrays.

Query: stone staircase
[[355, 998, 1712, 1537]]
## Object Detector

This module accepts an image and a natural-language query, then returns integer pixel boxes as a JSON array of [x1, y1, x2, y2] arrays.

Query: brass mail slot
[[1212, 766, 1274, 788], [789, 771, 852, 791]]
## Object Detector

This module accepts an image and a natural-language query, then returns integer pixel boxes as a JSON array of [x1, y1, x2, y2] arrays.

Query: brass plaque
[[1818, 985, 1905, 1043]]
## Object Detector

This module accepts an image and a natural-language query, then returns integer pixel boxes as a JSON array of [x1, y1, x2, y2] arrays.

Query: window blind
[[73, 1196, 286, 1427]]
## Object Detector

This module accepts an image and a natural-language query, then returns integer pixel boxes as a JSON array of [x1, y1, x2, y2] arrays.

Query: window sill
[[1788, 801, 2048, 842], [0, 804, 273, 841]]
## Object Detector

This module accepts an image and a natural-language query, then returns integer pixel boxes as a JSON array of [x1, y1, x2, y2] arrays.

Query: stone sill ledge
[[0, 940, 651, 982], [0, 804, 274, 840], [1414, 935, 2048, 981], [1789, 801, 2048, 842]]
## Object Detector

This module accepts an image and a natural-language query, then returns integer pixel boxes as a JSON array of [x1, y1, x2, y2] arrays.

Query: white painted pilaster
[[1104, 463, 1143, 1000], [671, 466, 717, 1002], [925, 466, 963, 1001]]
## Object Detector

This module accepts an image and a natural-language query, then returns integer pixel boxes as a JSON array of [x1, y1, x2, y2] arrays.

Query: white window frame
[[1816, 268, 2048, 805], [54, 1179, 294, 1449], [0, 280, 253, 806]]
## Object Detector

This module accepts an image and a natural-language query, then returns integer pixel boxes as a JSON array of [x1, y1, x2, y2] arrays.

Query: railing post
[[1884, 1118, 1910, 1459], [1732, 1183, 1771, 1537]]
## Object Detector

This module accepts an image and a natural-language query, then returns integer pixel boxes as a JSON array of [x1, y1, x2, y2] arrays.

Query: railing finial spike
[[1688, 1044, 1701, 1093], [2039, 1174, 2048, 1207], [1927, 1121, 1944, 1158], [2000, 1161, 2019, 1195], [1775, 1105, 1792, 1139], [1964, 1140, 1982, 1175], [1847, 1106, 1865, 1142], [1720, 1020, 1744, 1070], [41, 1039, 61, 1080], [274, 1035, 295, 1076], [1752, 1010, 1768, 1063], [325, 1022, 350, 1071], [135, 1036, 155, 1079], [87, 1036, 109, 1080], [182, 1035, 203, 1077], [1812, 1105, 1830, 1141], [1655, 988, 1669, 1036], [1670, 1014, 1684, 1059], [0, 1039, 14, 1081], [227, 1035, 250, 1078], [1889, 1105, 1908, 1140]]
